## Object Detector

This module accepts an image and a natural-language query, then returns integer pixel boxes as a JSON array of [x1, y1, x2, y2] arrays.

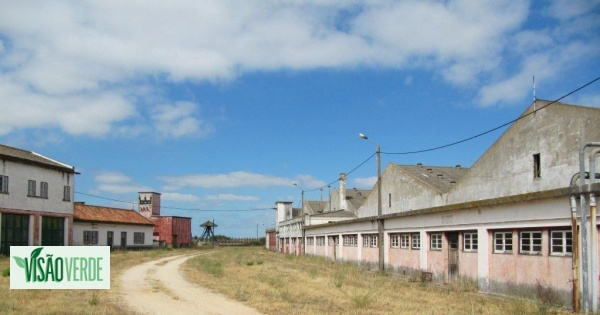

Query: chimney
[[275, 201, 293, 230], [339, 173, 347, 211]]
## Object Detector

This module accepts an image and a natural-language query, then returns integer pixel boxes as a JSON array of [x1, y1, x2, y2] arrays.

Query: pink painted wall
[[362, 247, 378, 265], [388, 248, 420, 270], [342, 246, 359, 262], [459, 252, 478, 279]]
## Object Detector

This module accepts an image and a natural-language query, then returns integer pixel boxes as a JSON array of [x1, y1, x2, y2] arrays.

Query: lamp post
[[292, 182, 305, 214], [359, 133, 384, 271]]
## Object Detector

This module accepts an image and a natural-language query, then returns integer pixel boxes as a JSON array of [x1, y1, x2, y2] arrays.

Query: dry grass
[[183, 247, 571, 315], [0, 247, 199, 314]]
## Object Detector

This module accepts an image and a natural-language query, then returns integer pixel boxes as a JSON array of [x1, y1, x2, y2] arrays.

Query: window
[[494, 231, 513, 253], [550, 230, 572, 255], [0, 175, 8, 193], [40, 182, 48, 198], [83, 231, 99, 245], [343, 235, 357, 247], [370, 235, 378, 247], [411, 233, 421, 249], [464, 232, 478, 251], [63, 186, 71, 201], [390, 234, 399, 248], [28, 180, 36, 196], [388, 193, 392, 208], [520, 231, 542, 255], [533, 153, 541, 178], [316, 236, 325, 246], [430, 233, 442, 250], [0, 214, 29, 256], [306, 237, 314, 246], [400, 234, 410, 249], [134, 232, 145, 244]]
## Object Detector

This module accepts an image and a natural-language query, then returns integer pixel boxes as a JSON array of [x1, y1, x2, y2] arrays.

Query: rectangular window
[[63, 186, 71, 201], [411, 233, 421, 249], [306, 237, 314, 246], [494, 231, 513, 253], [390, 234, 399, 248], [388, 193, 392, 208], [316, 236, 325, 246], [28, 180, 36, 196], [370, 234, 378, 247], [520, 231, 542, 255], [464, 232, 478, 251], [0, 214, 29, 256], [430, 233, 442, 250], [533, 153, 541, 178], [0, 175, 8, 193], [83, 231, 99, 245], [42, 217, 64, 246], [40, 182, 48, 198], [134, 232, 145, 244], [400, 234, 410, 249], [550, 230, 572, 255], [363, 235, 370, 248]]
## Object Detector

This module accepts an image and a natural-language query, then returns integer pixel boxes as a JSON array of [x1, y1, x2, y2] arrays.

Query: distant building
[[0, 144, 76, 255], [138, 192, 192, 247], [73, 202, 154, 248]]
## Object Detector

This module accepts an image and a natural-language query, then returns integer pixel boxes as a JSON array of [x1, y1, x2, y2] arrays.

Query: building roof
[[346, 188, 370, 209], [74, 203, 154, 226], [394, 164, 469, 193], [0, 143, 75, 173], [310, 209, 357, 219]]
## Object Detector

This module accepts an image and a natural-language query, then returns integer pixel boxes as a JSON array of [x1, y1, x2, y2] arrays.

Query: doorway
[[121, 231, 127, 248], [447, 232, 459, 282], [107, 231, 113, 248]]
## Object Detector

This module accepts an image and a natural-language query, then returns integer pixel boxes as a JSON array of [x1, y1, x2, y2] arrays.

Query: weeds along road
[[120, 253, 263, 315]]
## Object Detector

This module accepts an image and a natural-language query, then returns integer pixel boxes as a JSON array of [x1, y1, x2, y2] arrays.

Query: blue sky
[[1, 1, 599, 237]]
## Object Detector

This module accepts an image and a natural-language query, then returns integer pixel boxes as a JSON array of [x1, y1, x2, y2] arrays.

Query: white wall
[[0, 160, 74, 214], [73, 222, 153, 247]]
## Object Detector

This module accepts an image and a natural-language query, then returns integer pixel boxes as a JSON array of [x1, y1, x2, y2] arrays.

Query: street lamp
[[359, 133, 384, 271], [292, 182, 305, 214]]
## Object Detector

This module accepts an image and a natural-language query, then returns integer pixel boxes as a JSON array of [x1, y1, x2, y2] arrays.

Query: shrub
[[2, 268, 9, 277]]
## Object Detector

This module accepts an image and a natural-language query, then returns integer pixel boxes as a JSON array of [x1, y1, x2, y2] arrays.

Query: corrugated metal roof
[[0, 143, 75, 172], [74, 203, 154, 226], [394, 164, 469, 193]]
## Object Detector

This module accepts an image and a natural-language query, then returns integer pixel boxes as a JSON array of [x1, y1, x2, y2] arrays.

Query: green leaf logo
[[31, 247, 43, 260], [13, 256, 26, 269]]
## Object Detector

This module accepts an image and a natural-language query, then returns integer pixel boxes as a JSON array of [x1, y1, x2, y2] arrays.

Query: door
[[172, 235, 178, 248], [448, 232, 459, 282], [107, 231, 113, 248], [41, 216, 64, 246], [121, 232, 127, 248], [0, 214, 29, 256]]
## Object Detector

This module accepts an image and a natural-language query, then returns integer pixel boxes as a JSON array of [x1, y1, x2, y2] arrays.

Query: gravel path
[[120, 253, 263, 315]]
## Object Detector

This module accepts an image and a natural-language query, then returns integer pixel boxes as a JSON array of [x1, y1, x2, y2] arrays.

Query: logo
[[10, 246, 110, 289]]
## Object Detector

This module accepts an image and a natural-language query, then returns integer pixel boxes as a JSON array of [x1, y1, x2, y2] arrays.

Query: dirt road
[[120, 253, 263, 315]]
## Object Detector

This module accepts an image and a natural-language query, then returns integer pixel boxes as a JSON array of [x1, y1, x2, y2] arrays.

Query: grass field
[[183, 247, 570, 315], [1, 246, 570, 314]]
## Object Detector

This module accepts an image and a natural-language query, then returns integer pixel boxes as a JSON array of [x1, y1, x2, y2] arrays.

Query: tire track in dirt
[[120, 253, 263, 315]]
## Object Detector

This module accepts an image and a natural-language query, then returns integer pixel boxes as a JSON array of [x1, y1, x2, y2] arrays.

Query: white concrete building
[[0, 144, 76, 255], [73, 202, 154, 248]]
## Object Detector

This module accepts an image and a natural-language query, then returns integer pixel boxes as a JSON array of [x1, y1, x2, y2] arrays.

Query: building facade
[[280, 101, 600, 308], [73, 202, 154, 248], [0, 144, 76, 256]]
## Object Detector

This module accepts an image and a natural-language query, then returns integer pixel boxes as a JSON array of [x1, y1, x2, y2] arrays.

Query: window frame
[[0, 175, 8, 193], [400, 234, 410, 249], [550, 230, 572, 256], [493, 231, 513, 254], [463, 232, 478, 252], [28, 180, 36, 197], [411, 233, 421, 249], [133, 232, 145, 245], [430, 233, 442, 250], [390, 234, 399, 248], [520, 230, 542, 255], [83, 230, 99, 245], [63, 185, 71, 201], [40, 182, 49, 198]]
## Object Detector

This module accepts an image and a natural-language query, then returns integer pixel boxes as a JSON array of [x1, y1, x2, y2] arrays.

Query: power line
[[383, 75, 600, 155], [75, 191, 275, 212], [305, 152, 376, 192]]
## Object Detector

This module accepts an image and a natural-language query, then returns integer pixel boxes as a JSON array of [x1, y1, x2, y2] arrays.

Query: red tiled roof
[[74, 203, 154, 226]]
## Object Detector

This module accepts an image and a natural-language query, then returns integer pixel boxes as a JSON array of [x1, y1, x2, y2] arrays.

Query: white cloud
[[151, 102, 211, 138], [162, 192, 201, 202], [95, 171, 152, 194], [0, 0, 597, 140], [204, 194, 260, 202], [160, 171, 294, 189], [353, 176, 376, 188]]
